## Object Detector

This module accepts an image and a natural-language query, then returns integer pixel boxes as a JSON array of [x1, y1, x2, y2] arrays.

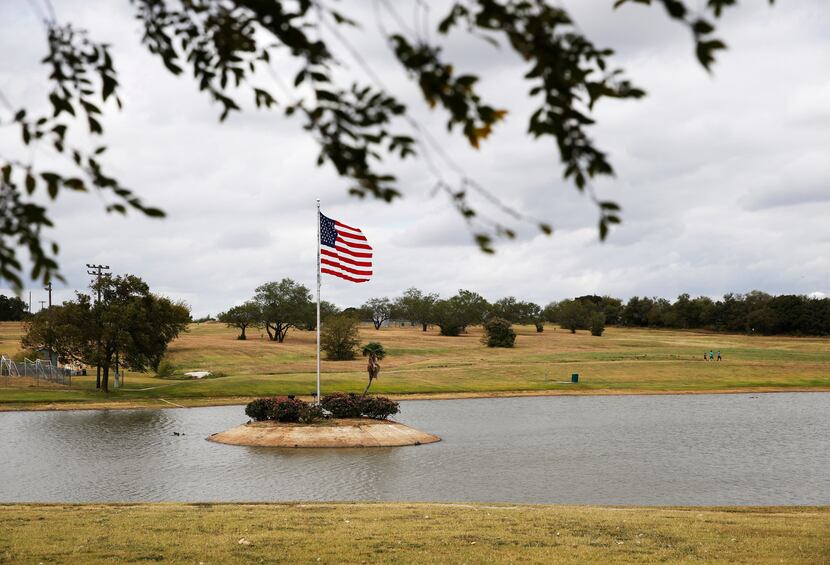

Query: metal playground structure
[[0, 355, 72, 386]]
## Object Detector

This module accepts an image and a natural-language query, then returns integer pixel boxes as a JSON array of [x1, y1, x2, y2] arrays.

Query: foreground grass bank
[[0, 503, 827, 563], [1, 321, 829, 410]]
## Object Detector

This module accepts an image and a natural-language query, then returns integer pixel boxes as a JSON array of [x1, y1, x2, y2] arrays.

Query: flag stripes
[[320, 213, 372, 283]]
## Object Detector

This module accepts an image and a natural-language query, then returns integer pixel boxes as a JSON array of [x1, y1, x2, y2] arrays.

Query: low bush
[[321, 315, 361, 360], [246, 394, 398, 422], [299, 403, 325, 424], [359, 396, 400, 420], [245, 396, 318, 423], [155, 359, 176, 379], [321, 392, 362, 418], [483, 317, 516, 348], [245, 398, 274, 421], [591, 313, 606, 337], [269, 396, 307, 422]]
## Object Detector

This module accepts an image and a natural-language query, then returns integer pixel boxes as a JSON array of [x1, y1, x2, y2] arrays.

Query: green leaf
[[63, 178, 86, 191], [143, 207, 165, 218], [162, 58, 183, 75]]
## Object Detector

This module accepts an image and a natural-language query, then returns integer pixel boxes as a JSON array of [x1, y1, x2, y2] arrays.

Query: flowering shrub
[[246, 394, 399, 422], [299, 403, 325, 424], [321, 392, 363, 418], [245, 397, 274, 421], [245, 396, 324, 423], [359, 396, 400, 420], [269, 396, 306, 422]]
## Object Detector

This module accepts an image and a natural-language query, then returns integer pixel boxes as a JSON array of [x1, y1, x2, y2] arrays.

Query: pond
[[1, 393, 828, 505]]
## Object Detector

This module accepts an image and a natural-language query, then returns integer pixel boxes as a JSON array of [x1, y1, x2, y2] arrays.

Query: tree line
[[0, 295, 28, 321], [353, 290, 830, 337], [536, 292, 830, 336], [221, 282, 830, 340], [219, 284, 547, 341]]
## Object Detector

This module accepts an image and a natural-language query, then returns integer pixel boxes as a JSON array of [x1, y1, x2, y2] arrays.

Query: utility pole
[[38, 300, 46, 312], [44, 281, 54, 368], [86, 264, 110, 389]]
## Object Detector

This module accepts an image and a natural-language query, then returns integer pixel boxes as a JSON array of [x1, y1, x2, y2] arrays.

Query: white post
[[316, 198, 322, 404]]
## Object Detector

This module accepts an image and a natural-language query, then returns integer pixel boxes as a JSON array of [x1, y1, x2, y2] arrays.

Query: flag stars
[[320, 214, 338, 248]]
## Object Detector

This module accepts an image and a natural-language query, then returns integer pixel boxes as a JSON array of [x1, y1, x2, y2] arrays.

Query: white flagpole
[[316, 199, 321, 404]]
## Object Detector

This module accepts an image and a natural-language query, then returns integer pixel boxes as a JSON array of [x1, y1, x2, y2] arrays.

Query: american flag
[[320, 213, 373, 283]]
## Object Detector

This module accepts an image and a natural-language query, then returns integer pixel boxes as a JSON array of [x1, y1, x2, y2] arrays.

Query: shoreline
[[1, 386, 829, 413]]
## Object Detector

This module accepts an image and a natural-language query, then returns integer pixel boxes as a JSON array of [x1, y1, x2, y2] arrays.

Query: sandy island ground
[[208, 418, 441, 448]]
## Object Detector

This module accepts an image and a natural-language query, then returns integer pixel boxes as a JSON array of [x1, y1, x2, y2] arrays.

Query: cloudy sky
[[1, 0, 828, 316]]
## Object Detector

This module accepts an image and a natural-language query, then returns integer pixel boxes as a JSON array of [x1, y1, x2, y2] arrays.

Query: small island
[[209, 418, 440, 448], [208, 393, 440, 448]]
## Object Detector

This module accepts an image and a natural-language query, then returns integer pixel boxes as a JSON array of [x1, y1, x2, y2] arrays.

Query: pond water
[[1, 393, 828, 505]]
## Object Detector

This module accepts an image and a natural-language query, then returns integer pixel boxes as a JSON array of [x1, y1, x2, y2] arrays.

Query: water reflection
[[1, 393, 829, 505]]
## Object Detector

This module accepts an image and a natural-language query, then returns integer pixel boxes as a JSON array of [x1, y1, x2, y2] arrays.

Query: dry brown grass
[[0, 503, 827, 564], [1, 320, 829, 408]]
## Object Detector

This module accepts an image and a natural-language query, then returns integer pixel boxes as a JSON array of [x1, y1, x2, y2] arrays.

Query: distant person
[[709, 350, 714, 361], [704, 352, 708, 361], [717, 351, 722, 362]]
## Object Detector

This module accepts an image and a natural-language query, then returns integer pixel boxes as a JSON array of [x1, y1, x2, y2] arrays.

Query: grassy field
[[1, 320, 829, 409], [0, 503, 827, 563]]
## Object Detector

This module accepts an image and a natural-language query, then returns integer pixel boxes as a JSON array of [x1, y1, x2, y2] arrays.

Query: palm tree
[[361, 342, 386, 396]]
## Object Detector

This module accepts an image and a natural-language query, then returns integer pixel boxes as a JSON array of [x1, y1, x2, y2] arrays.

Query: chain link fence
[[1, 355, 72, 386]]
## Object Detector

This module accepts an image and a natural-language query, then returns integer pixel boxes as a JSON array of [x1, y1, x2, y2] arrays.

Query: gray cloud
[[2, 0, 829, 316]]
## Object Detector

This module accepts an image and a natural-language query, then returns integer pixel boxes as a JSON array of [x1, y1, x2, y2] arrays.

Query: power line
[[86, 264, 110, 301]]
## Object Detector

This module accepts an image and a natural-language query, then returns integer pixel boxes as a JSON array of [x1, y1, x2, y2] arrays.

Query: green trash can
[[571, 373, 579, 383]]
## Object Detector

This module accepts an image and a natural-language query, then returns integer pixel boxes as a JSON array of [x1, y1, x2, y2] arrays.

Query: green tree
[[0, 295, 28, 321], [558, 299, 591, 333], [218, 301, 261, 340], [321, 315, 361, 361], [491, 297, 543, 331], [524, 303, 545, 333], [363, 297, 393, 330], [490, 297, 522, 322], [647, 298, 672, 327], [22, 295, 94, 367], [430, 298, 467, 337], [22, 274, 190, 392], [430, 290, 490, 336], [453, 290, 490, 333], [302, 300, 339, 331], [622, 296, 654, 327], [395, 288, 439, 331], [597, 296, 623, 326], [0, 1, 767, 288], [254, 278, 312, 342], [543, 301, 560, 324]]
